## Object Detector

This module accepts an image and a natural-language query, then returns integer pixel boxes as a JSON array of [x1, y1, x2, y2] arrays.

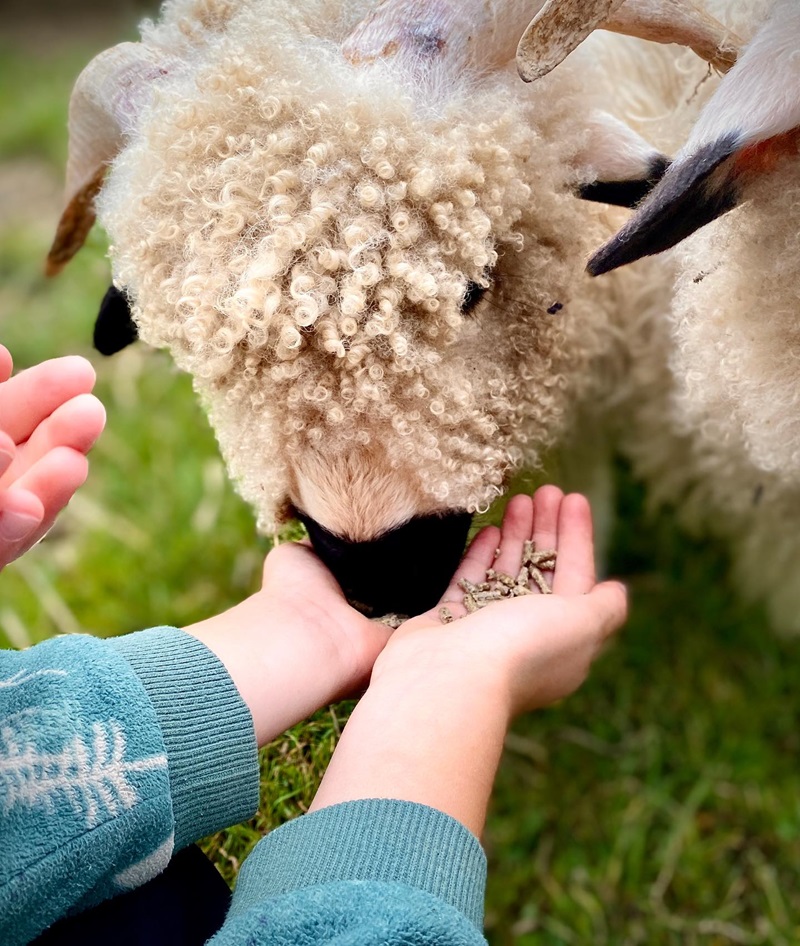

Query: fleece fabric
[[0, 627, 257, 945], [0, 627, 488, 945]]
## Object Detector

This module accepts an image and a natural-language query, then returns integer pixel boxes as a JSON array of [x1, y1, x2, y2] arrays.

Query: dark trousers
[[32, 845, 231, 946]]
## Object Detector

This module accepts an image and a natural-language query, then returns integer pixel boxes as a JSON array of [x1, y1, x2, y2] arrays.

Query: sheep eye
[[461, 279, 488, 316]]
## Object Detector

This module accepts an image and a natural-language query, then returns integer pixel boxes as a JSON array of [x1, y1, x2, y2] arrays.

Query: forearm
[[0, 634, 167, 942], [309, 669, 511, 837], [111, 627, 259, 847], [184, 594, 355, 747]]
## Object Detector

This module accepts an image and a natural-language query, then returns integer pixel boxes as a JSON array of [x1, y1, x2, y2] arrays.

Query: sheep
[[589, 0, 800, 275], [45, 0, 799, 622], [605, 0, 800, 633]]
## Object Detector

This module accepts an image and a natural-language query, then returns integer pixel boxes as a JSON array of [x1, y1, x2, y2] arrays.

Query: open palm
[[374, 486, 627, 715]]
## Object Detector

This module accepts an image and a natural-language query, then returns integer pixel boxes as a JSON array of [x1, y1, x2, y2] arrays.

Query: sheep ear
[[94, 285, 138, 356], [46, 43, 173, 277], [575, 111, 670, 209], [587, 0, 800, 276]]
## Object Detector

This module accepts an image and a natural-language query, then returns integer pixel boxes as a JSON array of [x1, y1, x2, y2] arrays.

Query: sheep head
[[46, 0, 717, 614]]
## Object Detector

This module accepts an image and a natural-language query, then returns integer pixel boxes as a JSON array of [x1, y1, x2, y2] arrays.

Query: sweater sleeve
[[0, 627, 259, 946], [210, 798, 489, 945]]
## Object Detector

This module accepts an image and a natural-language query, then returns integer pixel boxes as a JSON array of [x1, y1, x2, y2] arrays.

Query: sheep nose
[[297, 510, 473, 617]]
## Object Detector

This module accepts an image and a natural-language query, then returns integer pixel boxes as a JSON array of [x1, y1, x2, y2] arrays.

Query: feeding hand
[[372, 486, 627, 716]]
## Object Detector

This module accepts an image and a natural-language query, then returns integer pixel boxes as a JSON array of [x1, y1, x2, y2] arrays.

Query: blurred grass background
[[2, 7, 800, 944]]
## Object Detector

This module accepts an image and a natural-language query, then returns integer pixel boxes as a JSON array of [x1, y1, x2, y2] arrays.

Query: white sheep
[[581, 0, 800, 631], [45, 0, 800, 622]]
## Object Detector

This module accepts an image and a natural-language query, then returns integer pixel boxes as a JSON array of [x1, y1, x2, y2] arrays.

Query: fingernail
[[0, 447, 14, 466], [0, 511, 40, 542]]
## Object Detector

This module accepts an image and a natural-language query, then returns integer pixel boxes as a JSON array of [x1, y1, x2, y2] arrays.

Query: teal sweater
[[0, 628, 487, 945]]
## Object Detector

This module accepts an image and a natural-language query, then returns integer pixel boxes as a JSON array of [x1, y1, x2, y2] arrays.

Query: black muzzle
[[298, 510, 473, 617]]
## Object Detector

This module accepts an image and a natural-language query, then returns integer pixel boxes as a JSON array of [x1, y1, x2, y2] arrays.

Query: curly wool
[[668, 158, 800, 480], [617, 283, 800, 634], [606, 0, 800, 632], [99, 0, 623, 535], [620, 149, 800, 633], [97, 0, 800, 626]]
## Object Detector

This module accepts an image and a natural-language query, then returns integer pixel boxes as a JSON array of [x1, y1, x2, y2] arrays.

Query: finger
[[0, 432, 15, 479], [581, 580, 628, 645], [552, 493, 596, 595], [0, 394, 106, 489], [530, 485, 563, 592], [0, 356, 96, 444], [0, 346, 12, 383], [9, 447, 89, 549], [493, 494, 534, 579], [439, 524, 501, 606], [0, 489, 45, 567]]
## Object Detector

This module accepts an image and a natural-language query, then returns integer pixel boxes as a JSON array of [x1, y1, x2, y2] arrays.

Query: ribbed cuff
[[231, 799, 487, 930], [110, 627, 259, 850]]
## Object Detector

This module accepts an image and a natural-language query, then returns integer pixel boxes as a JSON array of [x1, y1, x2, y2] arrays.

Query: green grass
[[483, 480, 800, 945], [2, 41, 800, 946], [0, 44, 88, 166]]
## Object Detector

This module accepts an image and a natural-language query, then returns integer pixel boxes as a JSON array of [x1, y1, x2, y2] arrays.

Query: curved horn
[[47, 42, 175, 277], [604, 0, 740, 74], [517, 0, 741, 83], [342, 0, 544, 72], [517, 0, 626, 82]]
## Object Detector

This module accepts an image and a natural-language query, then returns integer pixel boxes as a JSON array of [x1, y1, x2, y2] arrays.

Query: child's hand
[[310, 486, 627, 834], [259, 540, 393, 693], [0, 346, 106, 569], [185, 540, 393, 747], [373, 486, 626, 717]]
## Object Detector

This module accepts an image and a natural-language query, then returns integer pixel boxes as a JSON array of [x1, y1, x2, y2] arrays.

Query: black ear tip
[[578, 153, 671, 210], [94, 285, 138, 356], [648, 153, 671, 182], [586, 242, 622, 277], [586, 136, 744, 276]]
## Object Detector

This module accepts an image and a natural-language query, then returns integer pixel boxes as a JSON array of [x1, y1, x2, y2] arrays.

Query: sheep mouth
[[296, 509, 473, 618]]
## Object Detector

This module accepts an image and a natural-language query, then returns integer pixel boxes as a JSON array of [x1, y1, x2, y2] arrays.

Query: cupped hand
[[185, 540, 393, 747], [0, 346, 106, 569], [372, 486, 627, 717], [259, 540, 393, 694]]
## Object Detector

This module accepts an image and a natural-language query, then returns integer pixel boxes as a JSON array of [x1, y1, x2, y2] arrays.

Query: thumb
[[262, 540, 349, 599], [584, 580, 628, 639]]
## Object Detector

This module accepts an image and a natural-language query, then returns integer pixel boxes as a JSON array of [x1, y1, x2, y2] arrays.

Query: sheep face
[[55, 1, 800, 623], [99, 40, 608, 575], [56, 0, 626, 615]]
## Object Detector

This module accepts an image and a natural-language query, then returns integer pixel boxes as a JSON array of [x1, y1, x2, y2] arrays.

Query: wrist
[[185, 591, 357, 747], [310, 659, 511, 835], [371, 635, 514, 725]]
